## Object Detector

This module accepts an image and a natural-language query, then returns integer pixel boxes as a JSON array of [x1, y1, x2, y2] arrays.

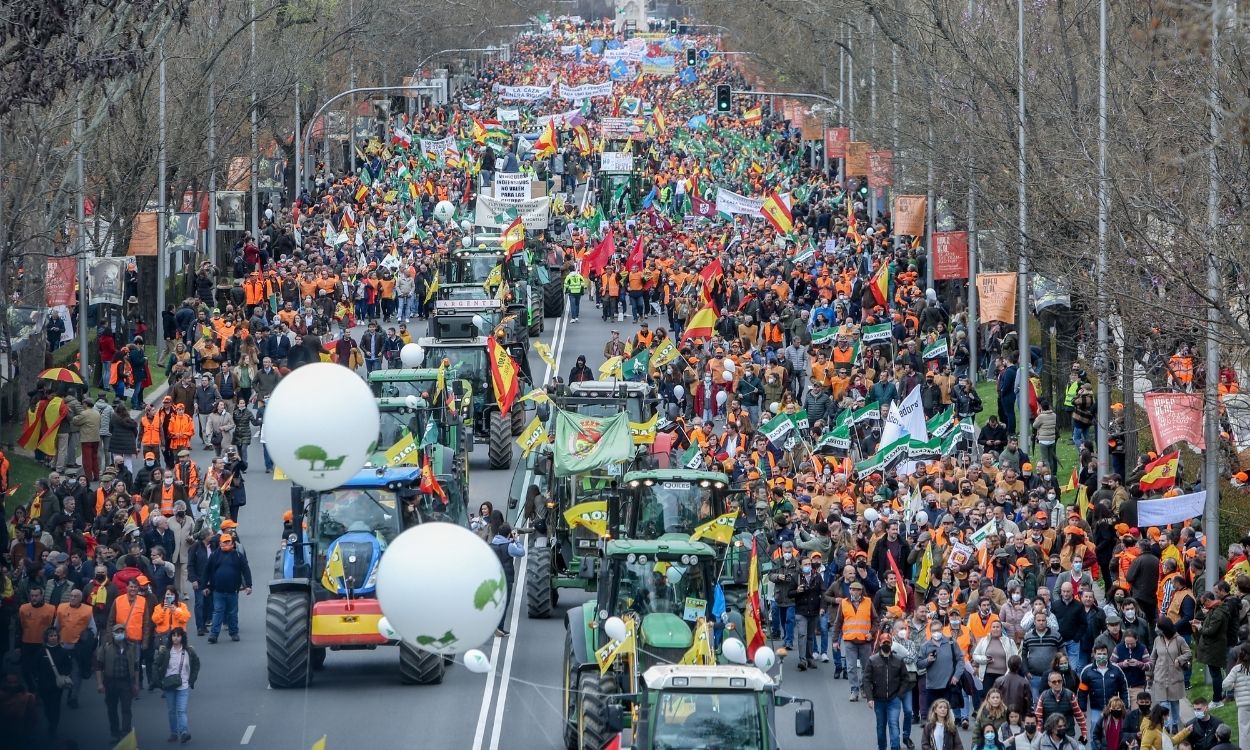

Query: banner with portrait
[[844, 142, 869, 177], [87, 257, 126, 306], [892, 195, 927, 237], [216, 191, 246, 231], [168, 213, 200, 258]]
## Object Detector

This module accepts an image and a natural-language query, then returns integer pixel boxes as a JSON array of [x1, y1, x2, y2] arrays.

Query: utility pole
[[348, 0, 357, 175], [925, 113, 935, 291], [75, 95, 88, 374], [294, 82, 303, 199], [249, 0, 259, 238], [1096, 0, 1111, 480], [1203, 0, 1222, 593], [207, 75, 217, 268], [157, 46, 167, 355], [1016, 0, 1031, 446], [968, 162, 978, 387]]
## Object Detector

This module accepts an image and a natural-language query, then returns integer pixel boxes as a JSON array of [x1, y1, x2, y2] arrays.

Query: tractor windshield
[[377, 410, 441, 455], [315, 489, 402, 545], [650, 691, 764, 750], [370, 376, 437, 400], [446, 255, 501, 285], [613, 557, 710, 620], [422, 346, 487, 385], [636, 481, 719, 537]]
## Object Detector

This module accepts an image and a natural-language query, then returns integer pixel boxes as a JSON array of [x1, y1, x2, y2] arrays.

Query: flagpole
[[1015, 0, 1032, 448], [1095, 0, 1111, 481], [1203, 0, 1221, 594]]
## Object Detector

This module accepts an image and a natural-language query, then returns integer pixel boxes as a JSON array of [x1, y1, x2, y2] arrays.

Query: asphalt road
[[50, 300, 914, 750]]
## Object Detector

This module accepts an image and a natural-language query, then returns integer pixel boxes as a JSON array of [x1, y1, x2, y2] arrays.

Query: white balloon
[[723, 638, 748, 664], [405, 395, 420, 409], [460, 219, 472, 232], [716, 391, 728, 406], [769, 402, 781, 414], [665, 565, 683, 585], [722, 358, 736, 372], [461, 236, 472, 248], [433, 200, 456, 224], [753, 645, 777, 671], [264, 363, 379, 490], [673, 385, 685, 400], [863, 508, 879, 523], [603, 616, 628, 642], [463, 648, 492, 674], [377, 616, 398, 640], [376, 523, 506, 654], [399, 343, 423, 368], [721, 371, 734, 382]]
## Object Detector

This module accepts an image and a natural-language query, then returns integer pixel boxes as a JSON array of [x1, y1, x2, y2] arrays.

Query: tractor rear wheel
[[526, 545, 554, 619], [528, 309, 543, 337], [511, 403, 526, 436], [576, 669, 618, 750], [399, 642, 445, 685], [562, 629, 578, 750], [488, 411, 512, 469], [265, 590, 311, 689], [544, 277, 565, 317]]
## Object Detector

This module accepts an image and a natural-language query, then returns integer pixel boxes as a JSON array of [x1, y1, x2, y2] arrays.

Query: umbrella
[[37, 367, 83, 385]]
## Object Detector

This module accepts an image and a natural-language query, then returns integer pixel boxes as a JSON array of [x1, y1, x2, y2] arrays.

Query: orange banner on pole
[[127, 211, 158, 256], [976, 272, 1017, 324], [892, 195, 927, 237], [844, 142, 869, 177]]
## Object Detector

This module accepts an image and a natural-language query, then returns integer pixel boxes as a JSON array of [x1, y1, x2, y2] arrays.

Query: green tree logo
[[294, 444, 347, 472]]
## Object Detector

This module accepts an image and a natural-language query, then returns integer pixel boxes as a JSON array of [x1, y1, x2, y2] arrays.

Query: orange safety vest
[[150, 603, 191, 635], [762, 323, 783, 345], [55, 602, 94, 645], [967, 611, 999, 641], [141, 414, 162, 446], [167, 413, 193, 449], [173, 461, 199, 495], [112, 595, 148, 642], [159, 484, 178, 516], [840, 597, 874, 642]]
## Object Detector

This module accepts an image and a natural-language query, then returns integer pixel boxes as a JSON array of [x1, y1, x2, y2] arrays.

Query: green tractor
[[562, 539, 720, 750], [602, 664, 815, 750], [431, 287, 529, 355], [373, 396, 471, 523], [471, 230, 567, 319], [443, 244, 543, 336]]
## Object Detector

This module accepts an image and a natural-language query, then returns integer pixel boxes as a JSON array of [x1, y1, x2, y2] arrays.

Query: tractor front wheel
[[399, 642, 446, 685], [575, 669, 618, 750], [526, 544, 555, 619], [265, 590, 312, 689], [488, 411, 512, 469]]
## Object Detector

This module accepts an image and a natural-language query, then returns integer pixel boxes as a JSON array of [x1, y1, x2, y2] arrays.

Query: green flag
[[854, 436, 911, 479], [811, 327, 838, 346], [923, 338, 949, 360], [552, 410, 633, 477], [817, 424, 851, 451], [759, 413, 795, 446], [851, 401, 881, 424], [862, 322, 892, 344], [679, 443, 703, 470], [926, 407, 956, 438]]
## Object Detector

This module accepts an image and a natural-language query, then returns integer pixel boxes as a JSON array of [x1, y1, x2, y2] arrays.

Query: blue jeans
[[164, 687, 189, 736], [263, 444, 274, 472], [1065, 640, 1085, 673], [777, 605, 795, 647], [630, 292, 645, 320], [873, 696, 903, 750], [1073, 423, 1089, 447], [210, 590, 239, 638], [193, 588, 210, 631], [397, 296, 414, 320], [131, 384, 144, 409], [569, 292, 582, 319]]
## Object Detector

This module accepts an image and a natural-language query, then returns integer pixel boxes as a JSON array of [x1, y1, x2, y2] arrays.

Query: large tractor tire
[[562, 630, 579, 750], [310, 647, 327, 670], [528, 308, 544, 337], [574, 669, 618, 750], [399, 642, 446, 685], [544, 278, 565, 318], [265, 590, 312, 689], [511, 403, 526, 436], [488, 411, 512, 470], [526, 545, 555, 619]]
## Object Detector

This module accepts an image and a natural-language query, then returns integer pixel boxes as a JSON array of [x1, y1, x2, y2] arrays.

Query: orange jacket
[[110, 594, 150, 643], [150, 602, 191, 635], [243, 277, 266, 305], [167, 412, 194, 449], [141, 414, 163, 446]]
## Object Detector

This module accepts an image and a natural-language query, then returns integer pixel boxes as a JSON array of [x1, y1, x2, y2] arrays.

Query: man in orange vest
[[835, 579, 877, 701], [107, 577, 152, 686], [18, 587, 56, 690], [55, 587, 94, 706]]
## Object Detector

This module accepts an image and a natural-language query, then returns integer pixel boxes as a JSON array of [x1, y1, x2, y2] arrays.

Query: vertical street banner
[[892, 195, 927, 237], [868, 150, 894, 186], [824, 127, 851, 160], [975, 272, 1017, 324], [86, 258, 126, 306], [168, 213, 200, 258], [127, 211, 158, 256], [45, 257, 78, 307], [1143, 392, 1206, 452], [932, 231, 970, 280], [844, 142, 869, 177]]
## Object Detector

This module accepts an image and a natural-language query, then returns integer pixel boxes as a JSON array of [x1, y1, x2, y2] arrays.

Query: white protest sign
[[714, 188, 765, 217], [494, 173, 532, 204], [498, 85, 553, 101], [474, 195, 551, 229]]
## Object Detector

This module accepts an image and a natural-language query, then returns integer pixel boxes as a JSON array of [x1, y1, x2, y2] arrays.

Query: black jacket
[[863, 651, 909, 701]]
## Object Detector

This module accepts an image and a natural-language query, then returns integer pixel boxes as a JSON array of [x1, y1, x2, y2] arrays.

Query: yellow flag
[[516, 416, 548, 456], [599, 356, 623, 379], [1077, 485, 1089, 519], [915, 542, 934, 590], [433, 364, 446, 403], [690, 512, 740, 545], [679, 619, 716, 665], [384, 432, 422, 466], [595, 618, 635, 674], [518, 388, 551, 405], [563, 500, 609, 537], [321, 546, 345, 592], [629, 413, 659, 445], [425, 272, 440, 303], [483, 264, 503, 292], [273, 466, 288, 481], [534, 340, 556, 370], [652, 339, 678, 368], [112, 730, 139, 750], [310, 738, 327, 750]]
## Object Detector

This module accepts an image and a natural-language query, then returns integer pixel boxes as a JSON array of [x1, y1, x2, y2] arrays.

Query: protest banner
[[976, 273, 1017, 324], [933, 231, 969, 280], [892, 195, 927, 237]]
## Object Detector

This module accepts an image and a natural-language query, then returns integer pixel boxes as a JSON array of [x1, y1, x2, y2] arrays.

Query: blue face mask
[[801, 566, 812, 574], [113, 632, 126, 643]]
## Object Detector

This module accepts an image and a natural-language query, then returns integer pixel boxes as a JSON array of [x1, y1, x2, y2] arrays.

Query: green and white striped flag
[[862, 322, 892, 344], [817, 423, 851, 451], [760, 413, 795, 446], [940, 429, 963, 456], [789, 409, 809, 432], [923, 338, 949, 360], [811, 327, 838, 345], [680, 444, 703, 470], [851, 401, 881, 424], [926, 407, 955, 438], [906, 436, 942, 460], [853, 436, 910, 478]]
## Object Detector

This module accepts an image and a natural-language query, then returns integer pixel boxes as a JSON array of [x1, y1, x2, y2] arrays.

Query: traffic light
[[669, 18, 679, 35], [686, 48, 697, 67], [716, 85, 732, 112]]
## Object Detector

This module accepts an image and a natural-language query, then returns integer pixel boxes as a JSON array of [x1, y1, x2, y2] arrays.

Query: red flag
[[745, 537, 766, 659], [625, 237, 644, 272], [420, 452, 447, 501], [699, 257, 723, 314], [886, 550, 909, 612], [690, 193, 715, 218], [583, 230, 615, 276]]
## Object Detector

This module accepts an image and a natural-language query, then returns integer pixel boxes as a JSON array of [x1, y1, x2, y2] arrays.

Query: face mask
[[1123, 611, 1136, 622], [801, 566, 812, 574], [113, 632, 126, 643], [1072, 562, 1082, 573], [782, 553, 792, 562], [1047, 492, 1057, 500], [1059, 664, 1069, 672], [984, 732, 996, 744], [1095, 655, 1109, 666], [1194, 710, 1206, 720], [164, 477, 174, 486], [95, 574, 106, 582], [1011, 593, 1022, 603], [1025, 726, 1037, 736], [164, 595, 175, 605], [961, 488, 972, 495], [145, 460, 154, 467]]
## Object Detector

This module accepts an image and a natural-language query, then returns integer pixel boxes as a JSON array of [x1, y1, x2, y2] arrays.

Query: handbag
[[161, 651, 185, 690], [44, 649, 72, 690]]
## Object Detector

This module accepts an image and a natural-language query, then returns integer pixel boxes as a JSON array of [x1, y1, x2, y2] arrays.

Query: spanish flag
[[680, 306, 718, 343], [419, 452, 447, 501], [535, 120, 558, 158], [487, 337, 520, 415], [1061, 465, 1079, 494], [742, 105, 762, 125], [18, 396, 67, 456], [760, 191, 793, 235], [745, 537, 766, 659], [470, 116, 488, 144], [1139, 450, 1180, 492], [572, 124, 592, 156], [354, 182, 369, 203], [501, 216, 525, 260], [869, 262, 890, 307], [653, 106, 667, 134]]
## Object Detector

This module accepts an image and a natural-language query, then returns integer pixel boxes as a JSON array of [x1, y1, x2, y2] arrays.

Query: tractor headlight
[[700, 480, 711, 488], [628, 480, 640, 488], [365, 566, 379, 589], [643, 479, 654, 487]]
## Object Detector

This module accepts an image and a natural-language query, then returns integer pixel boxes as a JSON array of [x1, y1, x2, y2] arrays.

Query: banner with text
[[868, 150, 894, 186], [892, 195, 927, 237], [844, 142, 869, 177], [1143, 391, 1206, 451], [559, 81, 614, 100], [976, 272, 1017, 324], [474, 195, 551, 229], [824, 127, 850, 160], [715, 188, 766, 217], [933, 231, 970, 280], [494, 173, 533, 204], [498, 85, 552, 101]]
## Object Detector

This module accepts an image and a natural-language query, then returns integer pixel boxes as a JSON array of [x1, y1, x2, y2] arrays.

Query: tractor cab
[[430, 297, 526, 353], [558, 381, 656, 425], [367, 368, 441, 400], [617, 470, 733, 541]]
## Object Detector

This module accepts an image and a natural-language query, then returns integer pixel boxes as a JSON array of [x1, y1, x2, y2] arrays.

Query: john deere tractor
[[266, 467, 448, 688], [443, 244, 543, 336], [374, 396, 470, 521], [562, 538, 720, 750]]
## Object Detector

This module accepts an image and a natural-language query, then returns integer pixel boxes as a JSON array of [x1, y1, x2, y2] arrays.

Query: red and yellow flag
[[572, 124, 592, 156], [760, 191, 793, 235], [1139, 450, 1180, 492], [742, 105, 762, 125], [535, 120, 558, 158], [745, 536, 766, 659], [353, 183, 369, 203], [680, 306, 718, 343], [487, 337, 520, 415], [19, 396, 67, 456], [869, 262, 890, 307], [419, 452, 447, 501], [886, 549, 908, 612], [846, 198, 863, 248], [653, 106, 667, 134], [501, 216, 525, 260]]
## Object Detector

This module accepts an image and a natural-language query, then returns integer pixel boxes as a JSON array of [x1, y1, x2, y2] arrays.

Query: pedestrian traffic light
[[669, 18, 679, 35], [716, 85, 732, 112], [686, 48, 697, 67]]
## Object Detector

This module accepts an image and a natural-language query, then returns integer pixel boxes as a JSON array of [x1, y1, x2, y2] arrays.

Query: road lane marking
[[240, 725, 256, 744], [474, 309, 568, 750]]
